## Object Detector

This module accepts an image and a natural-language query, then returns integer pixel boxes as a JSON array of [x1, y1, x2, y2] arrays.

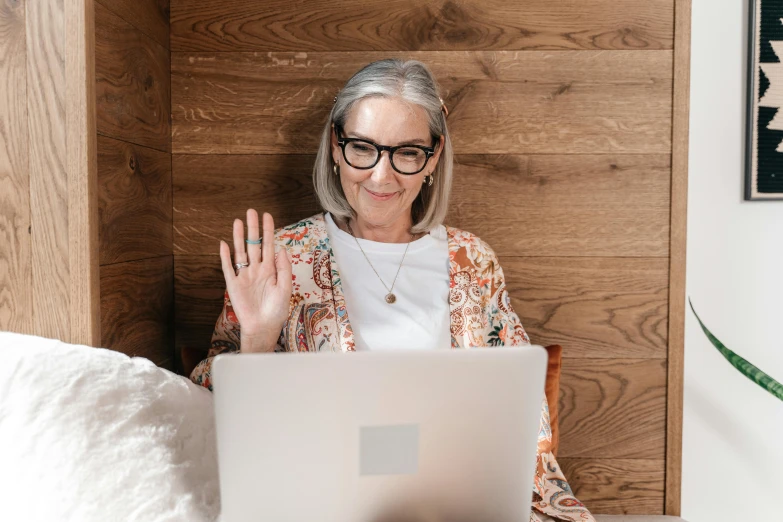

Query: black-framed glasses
[[334, 124, 437, 175]]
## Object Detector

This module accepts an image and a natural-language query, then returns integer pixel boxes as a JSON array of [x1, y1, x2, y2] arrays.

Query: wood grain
[[171, 50, 673, 155], [0, 0, 32, 335], [67, 0, 101, 346], [501, 257, 669, 359], [172, 154, 319, 255], [172, 153, 670, 258], [449, 154, 671, 257], [173, 254, 225, 358], [96, 0, 170, 50], [95, 1, 171, 152], [557, 358, 667, 459], [558, 458, 665, 515], [98, 135, 172, 265], [170, 0, 674, 52], [27, 0, 71, 341], [100, 255, 174, 365], [665, 0, 692, 515]]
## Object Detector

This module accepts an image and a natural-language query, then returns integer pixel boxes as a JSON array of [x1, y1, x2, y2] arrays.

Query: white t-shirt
[[324, 213, 451, 351]]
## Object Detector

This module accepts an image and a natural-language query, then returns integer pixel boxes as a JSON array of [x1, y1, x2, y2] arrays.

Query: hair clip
[[439, 97, 449, 118]]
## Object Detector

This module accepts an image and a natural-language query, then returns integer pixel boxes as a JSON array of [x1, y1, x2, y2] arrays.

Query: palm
[[219, 210, 292, 346]]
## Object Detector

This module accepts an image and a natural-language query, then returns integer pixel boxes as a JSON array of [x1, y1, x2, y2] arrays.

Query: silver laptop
[[212, 346, 548, 522]]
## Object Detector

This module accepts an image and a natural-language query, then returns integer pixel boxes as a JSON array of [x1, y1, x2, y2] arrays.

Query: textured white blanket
[[0, 331, 220, 522]]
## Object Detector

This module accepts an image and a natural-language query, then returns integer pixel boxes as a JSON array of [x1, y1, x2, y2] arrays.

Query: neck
[[344, 214, 415, 243]]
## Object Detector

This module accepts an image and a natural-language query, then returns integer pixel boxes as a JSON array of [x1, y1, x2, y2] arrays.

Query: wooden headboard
[[84, 0, 691, 516]]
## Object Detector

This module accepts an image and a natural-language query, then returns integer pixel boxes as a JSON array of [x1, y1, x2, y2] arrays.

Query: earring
[[423, 175, 434, 186], [333, 164, 339, 176]]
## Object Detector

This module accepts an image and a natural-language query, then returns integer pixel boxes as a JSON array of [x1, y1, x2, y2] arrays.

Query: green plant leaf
[[689, 299, 783, 402]]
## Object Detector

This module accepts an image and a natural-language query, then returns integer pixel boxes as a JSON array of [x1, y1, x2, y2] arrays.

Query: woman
[[191, 59, 594, 522]]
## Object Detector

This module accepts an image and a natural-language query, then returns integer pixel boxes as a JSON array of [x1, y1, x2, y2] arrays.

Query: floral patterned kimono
[[191, 212, 595, 522]]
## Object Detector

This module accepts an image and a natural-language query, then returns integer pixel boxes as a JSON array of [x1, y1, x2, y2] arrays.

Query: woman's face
[[331, 97, 443, 230]]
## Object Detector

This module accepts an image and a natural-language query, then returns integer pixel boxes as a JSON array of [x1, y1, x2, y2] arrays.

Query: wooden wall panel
[[171, 51, 672, 155], [558, 359, 667, 459], [173, 255, 224, 358], [0, 0, 32, 335], [27, 0, 72, 340], [96, 0, 170, 50], [666, 0, 692, 515], [170, 0, 674, 52], [450, 154, 671, 257], [100, 255, 174, 367], [95, 0, 173, 365], [1, 0, 100, 345], [172, 154, 318, 255], [502, 257, 669, 359], [558, 458, 665, 515], [98, 135, 172, 265], [95, 1, 171, 152], [172, 154, 670, 258]]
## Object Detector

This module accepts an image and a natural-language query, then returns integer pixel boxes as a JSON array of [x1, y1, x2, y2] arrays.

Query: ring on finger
[[234, 262, 249, 271], [245, 237, 262, 245]]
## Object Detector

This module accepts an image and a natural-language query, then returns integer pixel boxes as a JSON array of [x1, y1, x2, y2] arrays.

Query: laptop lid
[[212, 346, 547, 522]]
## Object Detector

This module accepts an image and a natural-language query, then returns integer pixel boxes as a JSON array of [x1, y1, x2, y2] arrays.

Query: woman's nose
[[370, 151, 395, 183]]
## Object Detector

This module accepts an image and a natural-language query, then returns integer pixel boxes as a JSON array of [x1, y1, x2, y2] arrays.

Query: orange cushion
[[543, 344, 563, 456]]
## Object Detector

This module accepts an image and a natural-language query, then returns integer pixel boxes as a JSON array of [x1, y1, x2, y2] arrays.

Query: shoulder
[[445, 225, 500, 271], [273, 213, 327, 253]]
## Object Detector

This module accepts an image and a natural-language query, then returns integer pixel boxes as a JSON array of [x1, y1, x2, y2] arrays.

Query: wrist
[[240, 331, 278, 353]]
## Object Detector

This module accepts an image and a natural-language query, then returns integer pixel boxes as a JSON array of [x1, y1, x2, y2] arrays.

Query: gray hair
[[313, 59, 453, 234]]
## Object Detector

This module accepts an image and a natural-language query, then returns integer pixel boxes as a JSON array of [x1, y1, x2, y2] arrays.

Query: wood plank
[[173, 254, 225, 361], [100, 255, 174, 365], [173, 154, 670, 258], [665, 0, 692, 515], [171, 51, 672, 155], [26, 0, 71, 341], [557, 359, 667, 459], [67, 0, 101, 346], [449, 154, 671, 257], [170, 0, 674, 52], [0, 0, 32, 335], [96, 0, 170, 50], [501, 257, 669, 359], [95, 1, 171, 152], [558, 458, 665, 515], [98, 135, 173, 264], [172, 154, 319, 255]]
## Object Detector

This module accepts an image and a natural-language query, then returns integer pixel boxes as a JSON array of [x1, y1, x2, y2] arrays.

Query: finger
[[232, 218, 246, 265], [275, 247, 292, 288], [261, 213, 275, 267], [219, 240, 235, 284], [246, 209, 261, 265]]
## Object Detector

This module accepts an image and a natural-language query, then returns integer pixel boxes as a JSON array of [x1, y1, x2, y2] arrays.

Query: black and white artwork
[[746, 0, 783, 200]]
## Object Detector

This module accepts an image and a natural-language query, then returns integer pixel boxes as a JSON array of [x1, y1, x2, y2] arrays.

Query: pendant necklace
[[346, 220, 414, 304]]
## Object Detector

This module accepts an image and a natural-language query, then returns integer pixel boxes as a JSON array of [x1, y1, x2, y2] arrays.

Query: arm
[[189, 289, 286, 391]]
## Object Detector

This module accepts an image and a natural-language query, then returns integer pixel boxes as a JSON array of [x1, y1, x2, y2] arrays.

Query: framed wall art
[[746, 0, 783, 200]]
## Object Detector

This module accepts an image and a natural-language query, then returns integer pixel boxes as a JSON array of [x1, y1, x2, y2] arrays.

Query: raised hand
[[218, 209, 292, 352]]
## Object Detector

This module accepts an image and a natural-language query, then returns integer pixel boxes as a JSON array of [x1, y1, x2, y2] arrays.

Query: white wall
[[683, 1, 783, 520]]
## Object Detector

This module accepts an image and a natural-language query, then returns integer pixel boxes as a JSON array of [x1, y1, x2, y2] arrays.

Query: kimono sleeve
[[189, 289, 286, 391], [483, 246, 531, 346], [529, 396, 596, 522]]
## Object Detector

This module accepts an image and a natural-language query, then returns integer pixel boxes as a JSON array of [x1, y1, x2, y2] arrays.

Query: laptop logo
[[359, 424, 419, 475]]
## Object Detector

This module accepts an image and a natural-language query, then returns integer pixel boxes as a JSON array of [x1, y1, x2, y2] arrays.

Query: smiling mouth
[[364, 187, 398, 199]]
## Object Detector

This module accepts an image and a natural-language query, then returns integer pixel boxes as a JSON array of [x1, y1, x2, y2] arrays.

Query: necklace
[[346, 220, 413, 304]]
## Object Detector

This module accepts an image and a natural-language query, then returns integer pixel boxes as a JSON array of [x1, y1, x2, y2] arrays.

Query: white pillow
[[0, 331, 220, 522]]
